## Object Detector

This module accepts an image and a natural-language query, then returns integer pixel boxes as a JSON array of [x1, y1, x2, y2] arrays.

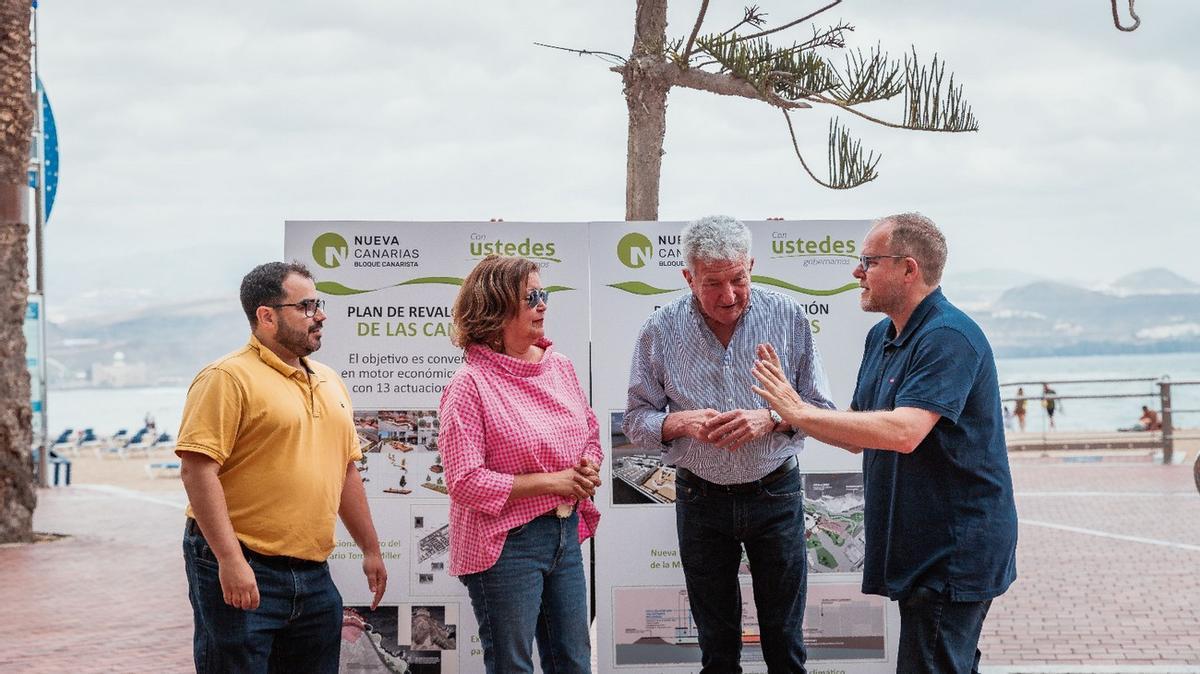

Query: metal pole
[[1158, 379, 1173, 466], [31, 5, 49, 487]]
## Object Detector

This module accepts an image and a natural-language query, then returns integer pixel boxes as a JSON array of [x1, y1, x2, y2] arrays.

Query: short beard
[[277, 319, 320, 357], [860, 287, 899, 314]]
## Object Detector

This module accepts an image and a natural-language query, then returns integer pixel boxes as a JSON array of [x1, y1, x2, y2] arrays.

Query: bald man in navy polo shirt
[[753, 213, 1017, 673]]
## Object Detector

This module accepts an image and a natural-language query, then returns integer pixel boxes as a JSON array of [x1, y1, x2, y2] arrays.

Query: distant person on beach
[[753, 213, 1017, 672], [1014, 388, 1027, 432], [1137, 402, 1156, 429], [1003, 405, 1014, 431], [625, 215, 834, 672], [1042, 383, 1059, 429], [176, 261, 387, 673], [438, 255, 602, 674]]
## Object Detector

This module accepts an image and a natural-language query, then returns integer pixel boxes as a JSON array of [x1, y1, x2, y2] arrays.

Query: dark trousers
[[897, 586, 992, 674], [674, 465, 808, 674], [182, 520, 343, 674]]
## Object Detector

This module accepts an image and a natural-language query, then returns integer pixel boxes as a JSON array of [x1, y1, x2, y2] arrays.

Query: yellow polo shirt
[[176, 335, 361, 561]]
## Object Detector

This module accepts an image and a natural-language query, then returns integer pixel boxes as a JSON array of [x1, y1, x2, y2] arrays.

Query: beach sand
[[56, 449, 187, 493]]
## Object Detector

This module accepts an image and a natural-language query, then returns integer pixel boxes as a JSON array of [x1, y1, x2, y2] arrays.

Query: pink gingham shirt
[[438, 338, 602, 576]]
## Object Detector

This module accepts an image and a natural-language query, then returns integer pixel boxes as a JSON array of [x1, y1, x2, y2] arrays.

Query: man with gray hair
[[753, 213, 1018, 672], [625, 215, 834, 672]]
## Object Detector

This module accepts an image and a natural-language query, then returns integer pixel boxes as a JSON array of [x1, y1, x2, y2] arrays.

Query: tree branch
[[715, 5, 768, 41], [669, 64, 812, 108], [534, 42, 627, 65], [781, 111, 878, 189], [732, 0, 843, 44], [682, 0, 711, 65]]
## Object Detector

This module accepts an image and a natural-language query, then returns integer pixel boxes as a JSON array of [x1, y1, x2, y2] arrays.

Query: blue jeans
[[182, 520, 343, 674], [675, 465, 808, 673], [460, 511, 591, 674], [897, 586, 991, 674]]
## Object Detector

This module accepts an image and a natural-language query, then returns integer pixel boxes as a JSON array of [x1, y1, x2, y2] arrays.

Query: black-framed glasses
[[269, 298, 325, 317], [524, 288, 550, 308], [858, 254, 909, 270]]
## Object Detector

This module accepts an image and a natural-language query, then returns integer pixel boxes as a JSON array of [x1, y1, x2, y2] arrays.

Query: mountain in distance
[[44, 266, 1200, 387], [940, 268, 1047, 309], [976, 269, 1200, 357], [48, 297, 248, 387], [1108, 267, 1200, 296]]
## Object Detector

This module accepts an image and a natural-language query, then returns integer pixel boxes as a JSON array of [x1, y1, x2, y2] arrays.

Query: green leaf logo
[[608, 281, 682, 296], [317, 278, 575, 297], [752, 275, 860, 296]]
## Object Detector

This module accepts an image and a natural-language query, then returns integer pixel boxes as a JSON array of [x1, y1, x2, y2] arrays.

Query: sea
[[44, 351, 1200, 438]]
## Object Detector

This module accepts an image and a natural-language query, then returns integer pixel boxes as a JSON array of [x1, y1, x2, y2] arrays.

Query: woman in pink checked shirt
[[438, 254, 602, 674]]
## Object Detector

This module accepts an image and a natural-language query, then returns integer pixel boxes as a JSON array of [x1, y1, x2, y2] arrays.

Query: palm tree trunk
[[624, 0, 670, 221], [0, 0, 36, 544]]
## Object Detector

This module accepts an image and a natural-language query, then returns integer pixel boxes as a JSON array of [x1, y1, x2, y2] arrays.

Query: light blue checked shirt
[[624, 286, 834, 485]]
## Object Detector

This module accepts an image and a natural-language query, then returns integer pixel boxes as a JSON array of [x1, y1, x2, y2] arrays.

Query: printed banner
[[591, 221, 900, 673], [285, 221, 591, 674]]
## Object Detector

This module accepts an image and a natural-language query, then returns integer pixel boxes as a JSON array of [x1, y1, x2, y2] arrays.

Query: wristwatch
[[768, 409, 784, 426]]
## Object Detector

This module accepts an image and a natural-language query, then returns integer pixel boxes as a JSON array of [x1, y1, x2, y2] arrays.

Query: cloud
[[34, 0, 1200, 304]]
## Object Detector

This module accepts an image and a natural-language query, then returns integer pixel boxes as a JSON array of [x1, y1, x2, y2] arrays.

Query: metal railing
[[1000, 376, 1200, 467]]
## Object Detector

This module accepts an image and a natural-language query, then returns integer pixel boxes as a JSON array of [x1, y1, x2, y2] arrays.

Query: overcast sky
[[34, 1, 1200, 320]]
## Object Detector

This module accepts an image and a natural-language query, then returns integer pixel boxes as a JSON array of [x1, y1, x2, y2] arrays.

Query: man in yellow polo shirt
[[177, 261, 387, 673]]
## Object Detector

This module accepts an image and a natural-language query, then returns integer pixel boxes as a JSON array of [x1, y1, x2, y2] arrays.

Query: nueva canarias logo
[[617, 232, 653, 269], [312, 232, 349, 269]]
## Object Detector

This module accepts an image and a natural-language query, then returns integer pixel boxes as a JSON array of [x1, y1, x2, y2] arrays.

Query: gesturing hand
[[756, 343, 783, 370], [752, 354, 807, 424], [700, 408, 775, 451]]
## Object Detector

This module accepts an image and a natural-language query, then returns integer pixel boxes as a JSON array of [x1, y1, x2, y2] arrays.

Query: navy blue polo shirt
[[852, 288, 1017, 602]]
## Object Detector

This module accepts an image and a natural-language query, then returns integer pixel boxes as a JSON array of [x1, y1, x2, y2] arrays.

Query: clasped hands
[[678, 407, 776, 452], [549, 458, 602, 499]]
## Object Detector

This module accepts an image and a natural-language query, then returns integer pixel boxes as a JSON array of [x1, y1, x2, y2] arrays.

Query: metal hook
[[1111, 0, 1141, 32]]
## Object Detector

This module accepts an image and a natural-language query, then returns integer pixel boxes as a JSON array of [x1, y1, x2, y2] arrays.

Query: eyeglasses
[[857, 254, 909, 270], [524, 288, 550, 308], [268, 298, 325, 317]]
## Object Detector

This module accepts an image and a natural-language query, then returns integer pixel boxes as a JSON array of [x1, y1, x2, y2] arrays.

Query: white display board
[[284, 220, 898, 673], [285, 221, 591, 674], [590, 221, 900, 673]]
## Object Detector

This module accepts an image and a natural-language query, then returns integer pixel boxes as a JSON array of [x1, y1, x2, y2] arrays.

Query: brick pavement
[[981, 454, 1200, 668], [2, 454, 1199, 672], [0, 486, 193, 673]]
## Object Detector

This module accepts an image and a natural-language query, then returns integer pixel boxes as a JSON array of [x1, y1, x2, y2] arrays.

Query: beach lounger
[[121, 429, 155, 458], [144, 459, 181, 479], [50, 428, 79, 456], [78, 428, 108, 457], [150, 432, 176, 454], [91, 429, 129, 459]]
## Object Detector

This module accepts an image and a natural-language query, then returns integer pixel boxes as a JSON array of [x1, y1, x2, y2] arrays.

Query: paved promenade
[[1, 450, 1198, 672]]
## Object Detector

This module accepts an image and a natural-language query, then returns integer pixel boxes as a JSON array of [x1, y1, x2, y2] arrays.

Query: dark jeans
[[675, 464, 808, 674], [460, 511, 590, 674], [897, 586, 992, 674], [182, 520, 343, 674]]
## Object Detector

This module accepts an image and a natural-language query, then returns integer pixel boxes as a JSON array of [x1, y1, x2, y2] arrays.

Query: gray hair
[[681, 215, 752, 269], [875, 212, 947, 285]]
